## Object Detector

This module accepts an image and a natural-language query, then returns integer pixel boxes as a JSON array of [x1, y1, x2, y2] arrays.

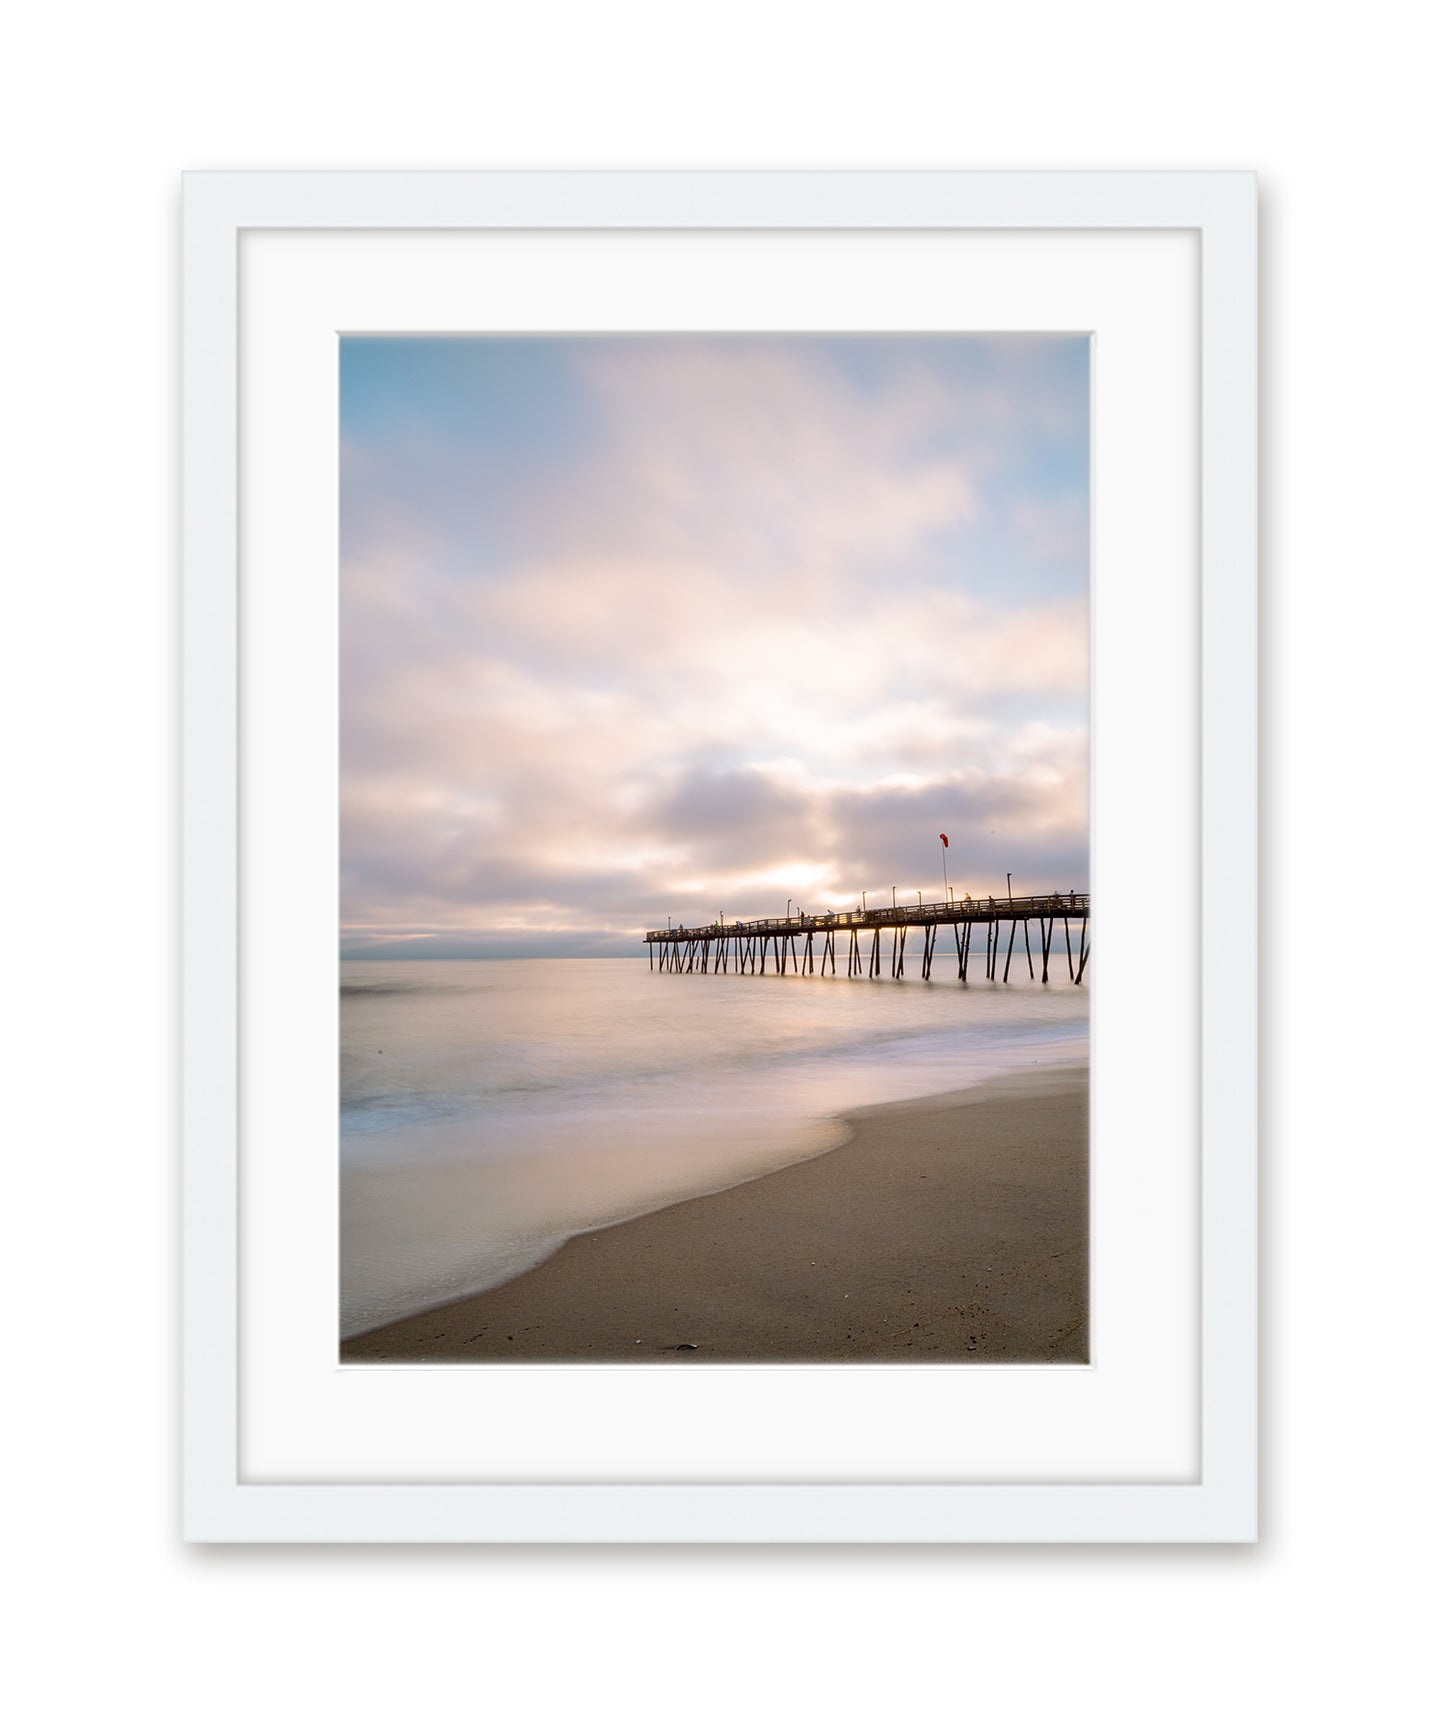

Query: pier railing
[[645, 893, 1089, 985], [646, 891, 1085, 942]]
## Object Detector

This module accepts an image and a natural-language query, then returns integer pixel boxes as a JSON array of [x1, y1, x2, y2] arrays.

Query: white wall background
[[4, 4, 1438, 1729]]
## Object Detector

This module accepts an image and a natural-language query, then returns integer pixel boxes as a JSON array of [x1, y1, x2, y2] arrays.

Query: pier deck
[[646, 893, 1088, 985]]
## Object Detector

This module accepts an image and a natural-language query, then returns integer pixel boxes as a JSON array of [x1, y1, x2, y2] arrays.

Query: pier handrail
[[646, 891, 1087, 943]]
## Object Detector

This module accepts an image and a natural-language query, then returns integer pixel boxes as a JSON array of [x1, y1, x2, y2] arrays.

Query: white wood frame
[[183, 172, 1256, 1543]]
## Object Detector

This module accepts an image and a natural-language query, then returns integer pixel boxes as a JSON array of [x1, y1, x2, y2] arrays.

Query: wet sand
[[341, 1065, 1088, 1364]]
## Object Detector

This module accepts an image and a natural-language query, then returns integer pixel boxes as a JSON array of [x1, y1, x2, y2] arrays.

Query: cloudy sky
[[340, 335, 1089, 958]]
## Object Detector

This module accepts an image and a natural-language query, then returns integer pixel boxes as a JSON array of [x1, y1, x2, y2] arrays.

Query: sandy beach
[[341, 1064, 1088, 1364]]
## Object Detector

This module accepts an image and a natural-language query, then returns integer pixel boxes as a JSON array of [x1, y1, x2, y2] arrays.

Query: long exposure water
[[340, 957, 1088, 1336]]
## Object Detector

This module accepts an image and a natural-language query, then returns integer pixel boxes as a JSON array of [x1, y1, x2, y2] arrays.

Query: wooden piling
[[646, 894, 1087, 991]]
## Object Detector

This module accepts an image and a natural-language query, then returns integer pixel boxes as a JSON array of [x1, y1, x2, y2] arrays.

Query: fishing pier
[[646, 892, 1089, 986]]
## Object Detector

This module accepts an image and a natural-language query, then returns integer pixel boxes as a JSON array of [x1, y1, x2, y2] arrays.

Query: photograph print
[[339, 333, 1090, 1363]]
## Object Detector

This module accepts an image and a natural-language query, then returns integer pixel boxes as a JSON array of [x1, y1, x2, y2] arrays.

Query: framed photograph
[[184, 171, 1256, 1543]]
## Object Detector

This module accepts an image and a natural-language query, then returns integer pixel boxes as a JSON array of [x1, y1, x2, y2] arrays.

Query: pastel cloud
[[340, 336, 1089, 956]]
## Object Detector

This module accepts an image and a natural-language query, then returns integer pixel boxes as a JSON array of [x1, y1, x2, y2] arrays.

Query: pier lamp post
[[1007, 872, 1012, 903], [892, 885, 896, 906], [786, 899, 791, 920]]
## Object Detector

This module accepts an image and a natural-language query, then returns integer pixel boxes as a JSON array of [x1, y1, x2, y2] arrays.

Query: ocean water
[[340, 957, 1089, 1336]]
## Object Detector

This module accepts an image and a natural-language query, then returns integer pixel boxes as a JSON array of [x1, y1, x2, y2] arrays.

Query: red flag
[[939, 833, 949, 847]]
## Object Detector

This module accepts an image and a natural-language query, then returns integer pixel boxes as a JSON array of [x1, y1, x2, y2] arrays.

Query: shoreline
[[341, 1063, 1089, 1364]]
